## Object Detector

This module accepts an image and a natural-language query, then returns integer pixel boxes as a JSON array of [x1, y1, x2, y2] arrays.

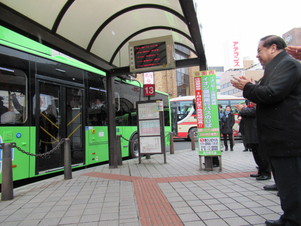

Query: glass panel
[[113, 81, 170, 127], [37, 82, 60, 172], [66, 87, 84, 164], [176, 100, 193, 121], [39, 84, 59, 153], [87, 73, 107, 126], [0, 68, 27, 124], [114, 82, 138, 126]]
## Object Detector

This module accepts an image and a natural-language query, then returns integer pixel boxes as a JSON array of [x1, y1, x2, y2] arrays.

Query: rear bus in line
[[170, 95, 244, 140]]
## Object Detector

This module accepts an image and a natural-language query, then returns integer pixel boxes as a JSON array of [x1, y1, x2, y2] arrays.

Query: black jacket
[[239, 106, 258, 144], [220, 112, 235, 134], [243, 51, 301, 157]]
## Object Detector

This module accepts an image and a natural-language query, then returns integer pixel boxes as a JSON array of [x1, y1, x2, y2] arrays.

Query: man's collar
[[266, 50, 287, 68]]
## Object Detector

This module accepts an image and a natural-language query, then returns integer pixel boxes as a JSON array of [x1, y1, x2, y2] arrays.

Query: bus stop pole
[[116, 135, 122, 166], [191, 134, 196, 150], [2, 143, 14, 201], [64, 138, 72, 180], [170, 132, 174, 154], [107, 74, 118, 168]]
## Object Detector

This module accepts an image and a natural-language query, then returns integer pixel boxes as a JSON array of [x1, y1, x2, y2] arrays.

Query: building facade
[[283, 27, 301, 46]]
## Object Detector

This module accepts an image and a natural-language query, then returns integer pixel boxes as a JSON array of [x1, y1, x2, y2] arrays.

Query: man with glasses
[[231, 35, 301, 226]]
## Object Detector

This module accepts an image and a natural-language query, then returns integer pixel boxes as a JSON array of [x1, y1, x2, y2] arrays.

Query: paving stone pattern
[[0, 143, 281, 225]]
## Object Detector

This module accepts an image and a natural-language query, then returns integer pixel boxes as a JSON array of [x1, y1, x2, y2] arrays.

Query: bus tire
[[129, 133, 139, 158], [188, 127, 198, 141]]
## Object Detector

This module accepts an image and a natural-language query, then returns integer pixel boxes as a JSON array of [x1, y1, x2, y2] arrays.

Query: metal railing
[[1, 138, 71, 201]]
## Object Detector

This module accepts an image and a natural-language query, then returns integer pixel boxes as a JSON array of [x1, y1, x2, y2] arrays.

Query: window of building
[[175, 45, 190, 96]]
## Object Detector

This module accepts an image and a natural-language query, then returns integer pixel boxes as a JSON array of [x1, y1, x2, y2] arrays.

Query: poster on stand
[[194, 70, 221, 156], [137, 100, 165, 155]]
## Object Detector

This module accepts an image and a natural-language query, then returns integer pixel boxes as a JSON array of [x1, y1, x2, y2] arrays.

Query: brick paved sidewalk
[[0, 143, 281, 226]]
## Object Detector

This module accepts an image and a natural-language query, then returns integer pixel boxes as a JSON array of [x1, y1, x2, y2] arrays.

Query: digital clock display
[[134, 42, 167, 69]]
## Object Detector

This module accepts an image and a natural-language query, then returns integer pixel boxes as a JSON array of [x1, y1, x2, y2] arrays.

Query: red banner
[[194, 76, 204, 128]]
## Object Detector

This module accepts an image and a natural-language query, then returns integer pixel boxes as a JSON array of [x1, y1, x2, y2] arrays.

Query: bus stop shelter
[[0, 0, 207, 167]]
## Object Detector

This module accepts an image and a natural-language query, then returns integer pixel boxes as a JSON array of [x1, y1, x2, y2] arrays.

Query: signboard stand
[[199, 155, 222, 171], [137, 100, 166, 164], [194, 70, 222, 171]]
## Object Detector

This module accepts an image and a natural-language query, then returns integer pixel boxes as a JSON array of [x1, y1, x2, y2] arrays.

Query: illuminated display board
[[129, 35, 175, 73], [134, 42, 166, 69]]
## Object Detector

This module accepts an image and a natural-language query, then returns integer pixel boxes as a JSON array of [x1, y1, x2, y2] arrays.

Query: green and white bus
[[0, 26, 171, 183]]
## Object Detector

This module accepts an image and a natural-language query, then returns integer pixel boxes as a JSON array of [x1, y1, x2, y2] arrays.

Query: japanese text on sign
[[194, 76, 204, 128], [194, 70, 221, 156], [233, 41, 241, 68]]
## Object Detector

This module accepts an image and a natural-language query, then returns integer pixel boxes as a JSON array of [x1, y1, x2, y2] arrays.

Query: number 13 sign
[[143, 84, 155, 96]]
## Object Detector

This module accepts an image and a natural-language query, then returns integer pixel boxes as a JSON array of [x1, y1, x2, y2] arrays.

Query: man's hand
[[231, 76, 251, 90], [286, 46, 301, 60], [234, 104, 246, 111]]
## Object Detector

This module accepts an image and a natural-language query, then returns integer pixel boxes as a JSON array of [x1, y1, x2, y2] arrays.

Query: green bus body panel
[[85, 126, 109, 164], [0, 26, 106, 76], [0, 127, 32, 183], [0, 26, 51, 56], [85, 126, 138, 165], [117, 126, 137, 156], [29, 127, 36, 178], [0, 125, 171, 183], [85, 125, 171, 165]]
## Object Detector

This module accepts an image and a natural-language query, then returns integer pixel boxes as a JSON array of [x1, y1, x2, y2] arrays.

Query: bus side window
[[0, 68, 27, 124]]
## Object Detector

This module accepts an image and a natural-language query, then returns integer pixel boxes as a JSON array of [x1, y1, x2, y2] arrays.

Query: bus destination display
[[134, 42, 166, 69], [129, 35, 175, 73]]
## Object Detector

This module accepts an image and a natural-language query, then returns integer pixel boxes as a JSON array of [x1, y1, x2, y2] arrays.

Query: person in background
[[238, 100, 250, 152], [220, 105, 235, 151], [0, 96, 9, 124], [218, 104, 223, 121], [231, 35, 301, 226], [218, 104, 223, 138], [235, 102, 271, 181]]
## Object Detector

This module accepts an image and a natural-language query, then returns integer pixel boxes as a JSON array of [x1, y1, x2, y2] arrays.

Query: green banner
[[194, 70, 221, 156]]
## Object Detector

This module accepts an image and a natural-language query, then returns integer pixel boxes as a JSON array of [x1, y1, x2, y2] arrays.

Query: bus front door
[[36, 81, 84, 173]]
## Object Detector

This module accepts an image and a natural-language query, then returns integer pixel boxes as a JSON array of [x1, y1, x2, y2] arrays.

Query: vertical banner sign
[[194, 70, 221, 156], [194, 77, 204, 128], [232, 41, 242, 69]]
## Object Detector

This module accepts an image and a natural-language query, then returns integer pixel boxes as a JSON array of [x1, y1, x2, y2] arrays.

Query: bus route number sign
[[143, 84, 155, 96]]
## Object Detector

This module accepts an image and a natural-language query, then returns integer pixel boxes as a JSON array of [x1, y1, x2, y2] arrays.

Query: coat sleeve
[[230, 114, 235, 127], [240, 107, 256, 118], [243, 60, 299, 104]]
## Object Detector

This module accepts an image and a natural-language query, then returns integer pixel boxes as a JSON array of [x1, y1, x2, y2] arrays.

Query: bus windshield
[[172, 100, 195, 121]]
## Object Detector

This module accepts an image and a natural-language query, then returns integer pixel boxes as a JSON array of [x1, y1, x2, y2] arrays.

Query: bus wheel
[[129, 134, 139, 158], [189, 128, 198, 141]]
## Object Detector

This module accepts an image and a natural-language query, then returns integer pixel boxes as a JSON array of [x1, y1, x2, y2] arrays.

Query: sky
[[196, 0, 301, 69]]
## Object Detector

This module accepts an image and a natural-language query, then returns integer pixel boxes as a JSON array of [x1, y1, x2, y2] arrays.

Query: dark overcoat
[[243, 51, 301, 157], [220, 112, 235, 134], [239, 106, 258, 144]]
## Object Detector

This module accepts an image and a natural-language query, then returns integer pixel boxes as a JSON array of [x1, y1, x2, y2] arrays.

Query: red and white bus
[[170, 95, 245, 140]]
